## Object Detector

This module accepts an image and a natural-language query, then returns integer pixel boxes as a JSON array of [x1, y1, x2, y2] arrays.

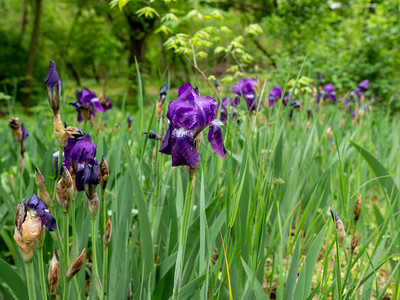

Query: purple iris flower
[[159, 83, 227, 169], [127, 116, 133, 123], [75, 158, 100, 194], [282, 92, 292, 106], [70, 88, 112, 122], [26, 193, 56, 231], [64, 134, 97, 171], [358, 80, 369, 92], [268, 87, 282, 107], [317, 84, 336, 103], [232, 78, 258, 111]]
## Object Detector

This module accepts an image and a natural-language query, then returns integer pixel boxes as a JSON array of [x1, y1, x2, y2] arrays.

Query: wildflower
[[144, 130, 162, 140], [66, 249, 86, 281], [268, 87, 282, 107], [35, 166, 55, 208], [232, 78, 259, 111], [14, 194, 56, 262], [330, 209, 346, 243], [350, 80, 369, 102], [354, 194, 362, 222], [156, 82, 167, 119], [48, 250, 61, 296], [103, 218, 112, 247], [71, 88, 112, 123], [56, 166, 74, 212], [317, 83, 336, 103], [45, 61, 61, 114], [160, 83, 227, 169]]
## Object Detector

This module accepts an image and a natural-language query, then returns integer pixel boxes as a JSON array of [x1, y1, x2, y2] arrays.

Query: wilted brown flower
[[56, 166, 74, 212], [354, 194, 362, 223], [48, 250, 61, 295], [35, 166, 55, 208], [99, 156, 109, 191], [103, 218, 112, 247]]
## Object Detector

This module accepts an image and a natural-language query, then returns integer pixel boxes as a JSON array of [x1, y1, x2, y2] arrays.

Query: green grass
[[0, 77, 399, 299]]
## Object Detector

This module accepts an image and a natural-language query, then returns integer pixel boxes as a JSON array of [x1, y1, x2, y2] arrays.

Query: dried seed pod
[[99, 156, 109, 191], [103, 218, 112, 247], [53, 113, 85, 147], [8, 117, 22, 142], [56, 166, 74, 212], [66, 249, 86, 281], [354, 194, 362, 223], [48, 250, 61, 295]]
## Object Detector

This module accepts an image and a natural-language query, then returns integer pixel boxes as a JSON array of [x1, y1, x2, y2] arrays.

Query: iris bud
[[103, 218, 112, 247], [354, 194, 362, 223], [66, 249, 86, 281]]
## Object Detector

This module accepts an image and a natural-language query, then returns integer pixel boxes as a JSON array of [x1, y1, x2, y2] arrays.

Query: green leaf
[[241, 258, 268, 300], [0, 259, 28, 300]]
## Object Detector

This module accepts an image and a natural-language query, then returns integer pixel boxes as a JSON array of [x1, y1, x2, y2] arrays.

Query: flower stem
[[102, 246, 109, 300], [92, 218, 102, 299], [26, 260, 37, 300], [38, 247, 47, 300], [173, 175, 194, 298], [63, 212, 70, 300], [101, 189, 106, 237]]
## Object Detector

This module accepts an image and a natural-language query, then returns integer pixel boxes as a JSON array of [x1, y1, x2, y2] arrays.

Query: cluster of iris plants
[[1, 59, 399, 300]]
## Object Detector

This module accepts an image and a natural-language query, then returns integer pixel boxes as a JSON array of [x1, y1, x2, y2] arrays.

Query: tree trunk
[[19, 0, 28, 41], [21, 0, 42, 108]]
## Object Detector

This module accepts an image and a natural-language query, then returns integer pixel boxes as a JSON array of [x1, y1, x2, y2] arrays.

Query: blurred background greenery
[[0, 0, 399, 112]]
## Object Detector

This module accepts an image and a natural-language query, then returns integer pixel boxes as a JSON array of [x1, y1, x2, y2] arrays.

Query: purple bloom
[[220, 97, 238, 123], [75, 158, 100, 194], [64, 134, 97, 171], [268, 87, 282, 107], [127, 116, 133, 123], [45, 61, 61, 91], [26, 193, 56, 231], [70, 88, 111, 122], [282, 92, 291, 106], [317, 84, 336, 103], [232, 78, 258, 111], [358, 80, 369, 92], [160, 83, 226, 169]]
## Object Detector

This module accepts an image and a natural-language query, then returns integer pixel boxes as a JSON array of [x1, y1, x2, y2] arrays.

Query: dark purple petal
[[283, 92, 291, 106], [127, 116, 133, 123], [53, 151, 71, 178], [233, 94, 241, 106], [316, 93, 322, 103], [232, 83, 241, 95], [143, 130, 161, 140], [178, 82, 198, 97], [208, 120, 227, 158], [75, 159, 100, 193], [91, 98, 105, 113], [290, 100, 301, 108], [220, 105, 227, 123], [27, 193, 47, 212], [40, 210, 57, 231], [45, 61, 61, 90], [307, 108, 312, 118], [21, 123, 28, 140], [159, 125, 173, 155], [64, 134, 97, 168], [80, 88, 97, 105], [170, 128, 199, 169]]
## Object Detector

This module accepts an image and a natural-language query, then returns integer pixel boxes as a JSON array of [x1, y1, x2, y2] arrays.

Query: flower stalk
[[26, 260, 37, 300], [38, 247, 47, 300]]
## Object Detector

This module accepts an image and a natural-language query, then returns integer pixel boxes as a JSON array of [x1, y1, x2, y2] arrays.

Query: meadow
[[0, 60, 399, 300]]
